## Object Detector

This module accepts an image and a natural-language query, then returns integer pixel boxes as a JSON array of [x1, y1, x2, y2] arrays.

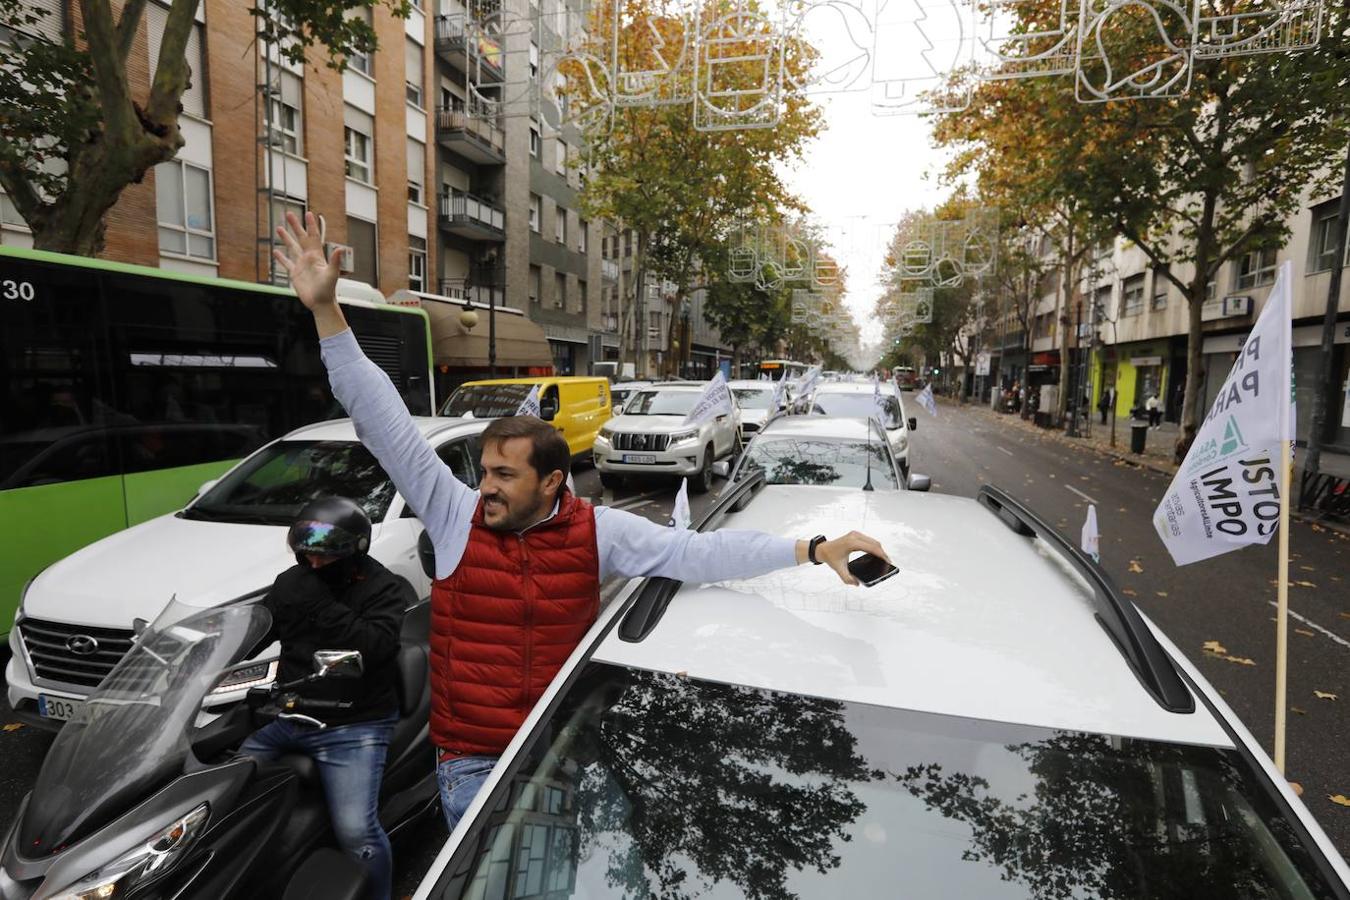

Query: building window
[[405, 39, 424, 107], [529, 265, 541, 303], [1121, 274, 1145, 316], [1236, 246, 1277, 289], [578, 278, 587, 312], [555, 139, 567, 174], [347, 7, 373, 75], [269, 195, 305, 282], [344, 109, 373, 183], [1309, 201, 1348, 273], [529, 126, 540, 158], [407, 138, 425, 204], [1151, 267, 1168, 310], [268, 97, 300, 154], [578, 219, 588, 253], [409, 235, 426, 291], [555, 206, 566, 244], [529, 194, 541, 232], [346, 216, 378, 286], [554, 272, 566, 308], [155, 159, 215, 260], [529, 42, 539, 80]]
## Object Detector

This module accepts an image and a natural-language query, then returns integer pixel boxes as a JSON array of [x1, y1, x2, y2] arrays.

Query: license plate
[[39, 694, 84, 722], [623, 454, 657, 464]]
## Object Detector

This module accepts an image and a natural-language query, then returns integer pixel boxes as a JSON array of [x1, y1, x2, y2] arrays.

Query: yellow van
[[439, 376, 613, 461]]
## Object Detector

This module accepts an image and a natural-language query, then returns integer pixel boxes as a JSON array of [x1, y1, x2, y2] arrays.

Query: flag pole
[[1274, 434, 1292, 772]]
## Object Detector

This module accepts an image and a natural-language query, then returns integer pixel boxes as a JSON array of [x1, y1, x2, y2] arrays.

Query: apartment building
[[984, 177, 1350, 454]]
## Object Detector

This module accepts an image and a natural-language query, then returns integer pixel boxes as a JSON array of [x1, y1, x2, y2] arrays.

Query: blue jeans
[[241, 713, 397, 900], [437, 755, 499, 833]]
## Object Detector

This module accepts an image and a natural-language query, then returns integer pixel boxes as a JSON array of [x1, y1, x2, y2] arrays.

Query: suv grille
[[19, 618, 136, 688], [611, 433, 671, 452]]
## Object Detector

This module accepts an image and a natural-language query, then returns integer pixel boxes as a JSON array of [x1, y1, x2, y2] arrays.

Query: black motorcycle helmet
[[287, 496, 371, 568]]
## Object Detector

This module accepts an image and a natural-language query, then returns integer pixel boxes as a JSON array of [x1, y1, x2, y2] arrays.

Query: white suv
[[411, 479, 1350, 899], [6, 417, 489, 730], [810, 381, 916, 473], [593, 384, 741, 493]]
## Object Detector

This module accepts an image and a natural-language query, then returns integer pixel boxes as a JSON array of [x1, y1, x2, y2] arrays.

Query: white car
[[593, 385, 741, 494], [608, 380, 654, 416], [726, 379, 784, 436], [810, 381, 916, 473], [729, 415, 920, 492], [411, 482, 1350, 899], [6, 417, 489, 730]]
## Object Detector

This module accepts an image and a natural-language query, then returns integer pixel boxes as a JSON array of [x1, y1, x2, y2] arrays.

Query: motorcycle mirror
[[313, 649, 363, 679], [132, 617, 149, 637]]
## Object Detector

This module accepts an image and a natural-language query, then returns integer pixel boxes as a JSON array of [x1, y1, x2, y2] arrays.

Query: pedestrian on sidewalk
[[1098, 388, 1113, 425], [1146, 393, 1161, 428]]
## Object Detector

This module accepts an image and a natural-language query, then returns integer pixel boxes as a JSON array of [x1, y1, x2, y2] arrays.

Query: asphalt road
[[3, 425, 1346, 894]]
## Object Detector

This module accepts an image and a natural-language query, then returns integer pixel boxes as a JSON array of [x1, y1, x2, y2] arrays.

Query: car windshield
[[731, 388, 775, 409], [22, 600, 271, 854], [185, 440, 396, 524], [441, 384, 535, 418], [813, 392, 902, 429], [623, 390, 700, 416], [737, 435, 897, 489], [427, 663, 1342, 900]]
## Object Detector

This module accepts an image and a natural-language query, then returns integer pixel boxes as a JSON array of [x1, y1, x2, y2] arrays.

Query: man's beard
[[484, 492, 549, 532]]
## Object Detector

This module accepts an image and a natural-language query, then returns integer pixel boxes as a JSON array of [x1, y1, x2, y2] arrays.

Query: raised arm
[[273, 212, 475, 560], [593, 506, 891, 586]]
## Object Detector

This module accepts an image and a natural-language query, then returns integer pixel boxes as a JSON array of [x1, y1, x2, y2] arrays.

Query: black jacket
[[260, 556, 412, 726]]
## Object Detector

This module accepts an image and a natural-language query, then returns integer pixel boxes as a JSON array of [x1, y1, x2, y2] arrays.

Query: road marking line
[[1268, 601, 1350, 651], [612, 490, 664, 510], [1065, 484, 1098, 504], [996, 446, 1015, 456]]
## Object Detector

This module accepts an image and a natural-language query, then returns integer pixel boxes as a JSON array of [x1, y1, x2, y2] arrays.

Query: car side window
[[404, 437, 478, 518]]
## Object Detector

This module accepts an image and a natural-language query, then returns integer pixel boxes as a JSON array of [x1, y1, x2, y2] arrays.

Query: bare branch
[[1115, 220, 1190, 295], [78, 0, 137, 142], [0, 163, 46, 227], [114, 0, 149, 63], [144, 0, 200, 126]]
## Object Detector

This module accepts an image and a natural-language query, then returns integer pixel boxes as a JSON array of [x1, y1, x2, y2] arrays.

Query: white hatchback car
[[410, 480, 1350, 900], [6, 416, 489, 730], [592, 384, 741, 494], [726, 380, 784, 437], [729, 415, 917, 492], [810, 381, 916, 473]]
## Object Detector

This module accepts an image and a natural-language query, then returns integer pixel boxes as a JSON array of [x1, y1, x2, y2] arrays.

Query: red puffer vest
[[429, 490, 599, 758]]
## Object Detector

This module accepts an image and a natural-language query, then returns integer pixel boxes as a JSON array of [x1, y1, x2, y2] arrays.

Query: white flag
[[683, 370, 733, 425], [671, 477, 691, 530], [516, 384, 542, 418], [1153, 261, 1295, 566], [771, 377, 786, 410], [916, 383, 938, 417], [795, 365, 822, 397], [1081, 504, 1100, 563]]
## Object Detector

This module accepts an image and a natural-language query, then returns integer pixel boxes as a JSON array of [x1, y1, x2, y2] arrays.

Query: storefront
[[1093, 340, 1172, 419]]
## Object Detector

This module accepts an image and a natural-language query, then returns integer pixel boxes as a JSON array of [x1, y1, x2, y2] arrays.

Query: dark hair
[[481, 416, 571, 490]]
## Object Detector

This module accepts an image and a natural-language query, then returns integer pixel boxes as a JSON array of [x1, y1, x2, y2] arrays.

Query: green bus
[[0, 247, 433, 638]]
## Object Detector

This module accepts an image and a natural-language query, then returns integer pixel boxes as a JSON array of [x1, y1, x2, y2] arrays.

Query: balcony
[[601, 259, 620, 283], [435, 105, 506, 165], [433, 14, 504, 80], [438, 191, 506, 242], [439, 278, 505, 308]]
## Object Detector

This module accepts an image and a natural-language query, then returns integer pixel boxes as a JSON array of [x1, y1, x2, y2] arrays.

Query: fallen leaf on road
[[1122, 589, 1138, 597], [1330, 795, 1350, 808], [1227, 656, 1257, 666], [1314, 691, 1338, 701], [1300, 565, 1315, 571], [1293, 580, 1317, 588], [1203, 640, 1228, 655], [2, 723, 22, 732], [1292, 706, 1308, 715], [1118, 507, 1128, 513], [1290, 782, 1304, 796], [1311, 524, 1327, 533], [1128, 559, 1144, 573], [1295, 628, 1315, 637], [1156, 591, 1168, 597]]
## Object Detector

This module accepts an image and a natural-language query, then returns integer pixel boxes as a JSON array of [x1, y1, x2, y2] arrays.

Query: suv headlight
[[52, 804, 209, 900], [668, 429, 700, 445], [597, 425, 615, 441]]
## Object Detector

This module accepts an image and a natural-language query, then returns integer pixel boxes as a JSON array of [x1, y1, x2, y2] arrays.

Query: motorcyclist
[[239, 496, 412, 900]]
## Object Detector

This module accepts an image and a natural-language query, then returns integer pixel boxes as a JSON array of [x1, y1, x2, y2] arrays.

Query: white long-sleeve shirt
[[321, 330, 800, 582]]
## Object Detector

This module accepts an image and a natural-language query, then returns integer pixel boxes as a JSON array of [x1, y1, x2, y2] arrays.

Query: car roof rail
[[617, 469, 769, 643], [976, 485, 1195, 714]]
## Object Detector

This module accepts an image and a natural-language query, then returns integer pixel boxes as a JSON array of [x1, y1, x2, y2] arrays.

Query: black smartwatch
[[807, 534, 827, 565]]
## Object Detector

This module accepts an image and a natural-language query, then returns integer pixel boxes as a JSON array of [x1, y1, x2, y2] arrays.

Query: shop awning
[[420, 300, 553, 369]]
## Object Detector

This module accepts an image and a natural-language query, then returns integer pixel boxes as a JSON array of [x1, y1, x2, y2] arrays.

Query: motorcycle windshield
[[21, 600, 272, 855]]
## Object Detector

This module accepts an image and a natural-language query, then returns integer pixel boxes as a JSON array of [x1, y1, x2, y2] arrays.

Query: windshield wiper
[[178, 506, 227, 521], [179, 507, 286, 526]]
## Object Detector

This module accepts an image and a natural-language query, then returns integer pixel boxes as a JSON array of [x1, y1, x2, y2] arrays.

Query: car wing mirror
[[539, 401, 558, 420], [908, 417, 918, 432], [908, 473, 932, 492], [417, 529, 436, 580], [313, 649, 363, 679], [711, 460, 731, 479]]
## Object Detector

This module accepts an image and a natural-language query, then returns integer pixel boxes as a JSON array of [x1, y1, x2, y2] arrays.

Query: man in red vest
[[274, 213, 892, 832]]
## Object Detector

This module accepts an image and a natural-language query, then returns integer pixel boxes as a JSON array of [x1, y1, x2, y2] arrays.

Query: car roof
[[459, 376, 603, 386], [592, 486, 1230, 747], [282, 416, 488, 442], [813, 381, 888, 394], [634, 383, 703, 393], [757, 415, 879, 440], [727, 380, 776, 390]]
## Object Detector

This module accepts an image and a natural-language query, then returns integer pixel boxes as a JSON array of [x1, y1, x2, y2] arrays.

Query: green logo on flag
[[1220, 416, 1245, 456]]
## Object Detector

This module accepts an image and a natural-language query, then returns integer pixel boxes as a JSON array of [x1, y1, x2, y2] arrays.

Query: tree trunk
[[1178, 280, 1207, 462], [1056, 226, 1078, 427], [1301, 143, 1350, 505]]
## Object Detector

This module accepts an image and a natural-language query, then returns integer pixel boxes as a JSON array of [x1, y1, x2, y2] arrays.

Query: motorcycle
[[0, 598, 436, 900]]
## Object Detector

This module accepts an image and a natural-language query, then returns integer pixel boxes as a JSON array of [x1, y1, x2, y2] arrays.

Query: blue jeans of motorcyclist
[[437, 755, 499, 833], [241, 713, 398, 900]]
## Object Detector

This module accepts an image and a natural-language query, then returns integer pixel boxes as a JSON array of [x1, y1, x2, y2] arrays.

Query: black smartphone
[[846, 552, 898, 587]]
